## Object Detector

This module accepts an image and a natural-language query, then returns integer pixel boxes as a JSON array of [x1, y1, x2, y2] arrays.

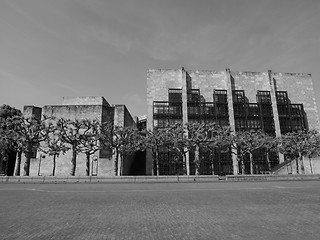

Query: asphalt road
[[0, 181, 319, 240]]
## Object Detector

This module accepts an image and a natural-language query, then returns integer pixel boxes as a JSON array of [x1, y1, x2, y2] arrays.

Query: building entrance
[[128, 150, 146, 175]]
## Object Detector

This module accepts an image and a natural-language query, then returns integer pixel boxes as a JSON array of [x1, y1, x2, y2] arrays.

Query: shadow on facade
[[0, 150, 16, 176], [128, 150, 146, 176]]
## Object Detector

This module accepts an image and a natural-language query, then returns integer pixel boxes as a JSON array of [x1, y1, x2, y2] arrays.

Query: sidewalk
[[1, 174, 320, 184]]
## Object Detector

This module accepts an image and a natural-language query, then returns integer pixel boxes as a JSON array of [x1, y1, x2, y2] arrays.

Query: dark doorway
[[0, 150, 16, 176], [128, 150, 146, 175]]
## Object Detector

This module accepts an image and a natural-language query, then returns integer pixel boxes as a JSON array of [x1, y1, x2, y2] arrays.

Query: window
[[232, 90, 245, 103], [276, 91, 288, 104], [257, 91, 271, 103], [168, 89, 182, 103]]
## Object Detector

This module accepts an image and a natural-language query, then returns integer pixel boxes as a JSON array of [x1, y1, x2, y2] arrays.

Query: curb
[[1, 174, 319, 184]]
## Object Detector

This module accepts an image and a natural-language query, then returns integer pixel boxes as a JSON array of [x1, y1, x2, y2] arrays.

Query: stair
[[270, 158, 295, 174]]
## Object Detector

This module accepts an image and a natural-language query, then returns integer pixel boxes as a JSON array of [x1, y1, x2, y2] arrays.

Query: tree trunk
[[37, 154, 42, 176], [2, 151, 9, 176], [309, 157, 313, 174], [23, 144, 32, 176], [23, 153, 31, 176], [114, 151, 119, 176], [241, 156, 245, 175], [155, 151, 159, 176], [266, 150, 271, 172], [249, 152, 253, 175], [86, 153, 90, 176], [211, 150, 215, 175], [195, 145, 200, 176], [118, 154, 123, 176], [182, 152, 187, 175], [299, 152, 305, 174], [295, 157, 299, 174], [52, 154, 56, 176], [5, 152, 9, 176], [218, 147, 222, 176], [70, 145, 77, 176], [15, 151, 22, 176]]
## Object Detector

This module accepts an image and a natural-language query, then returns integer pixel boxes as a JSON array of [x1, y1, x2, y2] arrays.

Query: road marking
[[0, 186, 313, 193]]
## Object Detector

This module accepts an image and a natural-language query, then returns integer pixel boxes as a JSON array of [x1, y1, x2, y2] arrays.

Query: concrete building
[[147, 68, 320, 175], [4, 67, 319, 177], [19, 96, 138, 177]]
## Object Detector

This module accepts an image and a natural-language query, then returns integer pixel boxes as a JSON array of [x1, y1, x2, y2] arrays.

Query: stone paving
[[0, 181, 320, 240]]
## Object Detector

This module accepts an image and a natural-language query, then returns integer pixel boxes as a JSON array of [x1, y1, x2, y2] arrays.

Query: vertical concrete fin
[[268, 70, 284, 163], [226, 69, 238, 175], [226, 69, 236, 132], [181, 68, 190, 175]]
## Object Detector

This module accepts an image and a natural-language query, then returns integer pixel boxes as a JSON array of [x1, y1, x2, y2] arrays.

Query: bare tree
[[231, 130, 266, 175], [145, 127, 172, 176], [187, 122, 213, 175], [8, 116, 54, 176], [78, 120, 101, 176], [262, 134, 277, 172], [56, 119, 86, 176], [0, 105, 22, 176], [206, 125, 232, 175], [166, 123, 189, 175], [279, 130, 320, 174], [100, 122, 138, 176], [40, 131, 70, 176]]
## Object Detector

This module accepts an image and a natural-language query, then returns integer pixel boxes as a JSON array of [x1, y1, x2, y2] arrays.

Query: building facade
[[19, 96, 138, 177], [147, 68, 320, 175]]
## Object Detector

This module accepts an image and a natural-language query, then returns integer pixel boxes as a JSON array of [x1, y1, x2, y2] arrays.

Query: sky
[[1, 0, 320, 118]]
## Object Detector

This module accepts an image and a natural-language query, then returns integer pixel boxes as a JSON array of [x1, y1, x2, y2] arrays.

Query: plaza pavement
[[0, 181, 320, 240]]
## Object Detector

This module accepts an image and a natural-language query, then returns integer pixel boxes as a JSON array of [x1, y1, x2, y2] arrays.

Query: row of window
[[186, 89, 228, 104], [153, 89, 306, 134], [154, 105, 182, 115], [154, 148, 279, 175], [277, 104, 304, 117], [187, 105, 228, 116], [165, 89, 301, 106], [153, 118, 182, 128]]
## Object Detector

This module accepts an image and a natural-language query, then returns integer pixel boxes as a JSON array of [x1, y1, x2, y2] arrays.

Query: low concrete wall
[[0, 175, 220, 184], [1, 174, 320, 184], [226, 174, 320, 181]]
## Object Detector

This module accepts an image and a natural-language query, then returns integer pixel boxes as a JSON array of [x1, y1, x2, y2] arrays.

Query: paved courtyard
[[0, 181, 320, 240]]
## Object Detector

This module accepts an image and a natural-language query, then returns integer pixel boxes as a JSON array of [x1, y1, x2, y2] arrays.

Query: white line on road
[[0, 186, 311, 193]]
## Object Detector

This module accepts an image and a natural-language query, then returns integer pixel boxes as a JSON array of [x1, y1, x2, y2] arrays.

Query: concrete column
[[226, 69, 238, 175], [181, 68, 190, 175], [268, 70, 284, 163]]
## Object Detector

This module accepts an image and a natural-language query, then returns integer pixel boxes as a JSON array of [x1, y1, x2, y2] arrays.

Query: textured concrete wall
[[24, 102, 116, 177], [147, 68, 183, 131], [146, 68, 184, 175], [62, 96, 110, 106], [147, 68, 319, 132], [28, 151, 117, 177], [230, 71, 271, 102], [186, 70, 228, 102], [276, 157, 320, 174], [22, 97, 136, 177], [113, 105, 136, 175], [23, 106, 42, 119], [114, 105, 136, 128], [272, 72, 320, 131], [42, 105, 103, 121], [146, 67, 320, 175], [102, 105, 114, 123]]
